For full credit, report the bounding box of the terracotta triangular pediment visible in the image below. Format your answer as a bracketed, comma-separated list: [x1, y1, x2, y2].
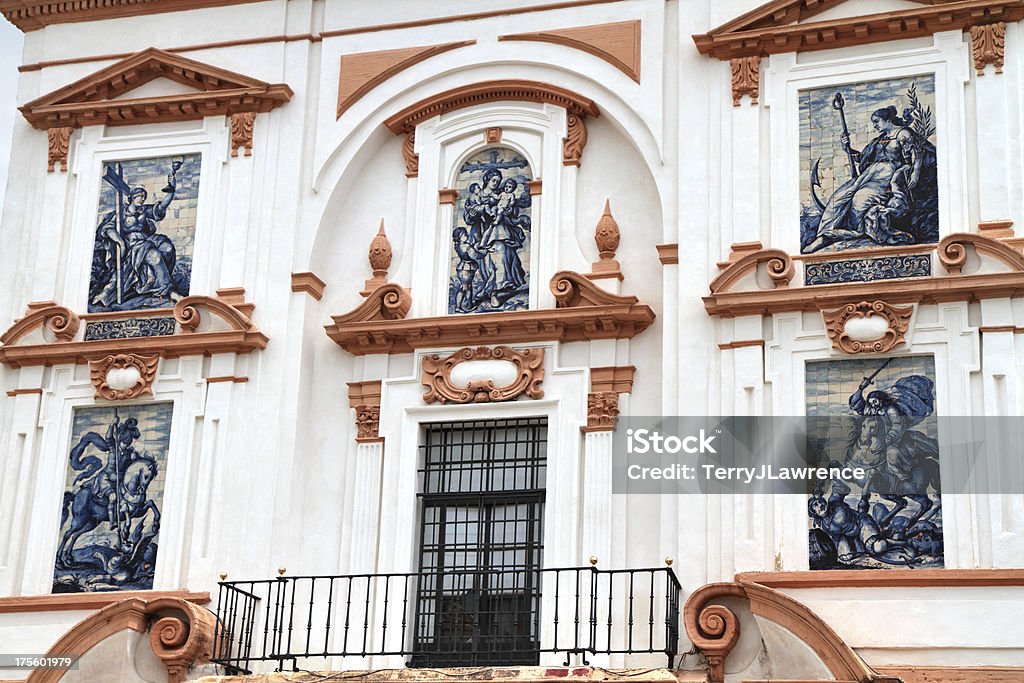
[693, 0, 1024, 60]
[20, 47, 292, 129]
[499, 21, 642, 82]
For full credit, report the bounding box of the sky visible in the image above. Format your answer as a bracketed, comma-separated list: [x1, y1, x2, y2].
[0, 20, 24, 216]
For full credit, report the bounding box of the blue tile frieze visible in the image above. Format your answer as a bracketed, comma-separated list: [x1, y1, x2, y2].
[804, 254, 931, 285]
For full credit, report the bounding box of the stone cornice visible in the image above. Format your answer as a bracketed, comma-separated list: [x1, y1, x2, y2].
[0, 291, 267, 368]
[693, 0, 1024, 61]
[325, 271, 656, 356]
[0, 0, 263, 31]
[704, 233, 1024, 317]
[19, 47, 292, 130]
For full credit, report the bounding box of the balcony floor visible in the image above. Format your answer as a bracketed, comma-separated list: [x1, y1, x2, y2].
[193, 666, 708, 683]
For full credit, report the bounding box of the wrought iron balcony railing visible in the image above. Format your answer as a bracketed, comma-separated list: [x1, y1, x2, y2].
[211, 565, 681, 674]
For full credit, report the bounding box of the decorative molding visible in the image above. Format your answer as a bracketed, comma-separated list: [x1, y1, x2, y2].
[230, 111, 256, 158]
[527, 179, 543, 195]
[402, 131, 419, 178]
[5, 388, 42, 397]
[0, 590, 209, 614]
[822, 300, 913, 354]
[709, 248, 794, 294]
[795, 242, 935, 263]
[878, 666, 1024, 682]
[486, 126, 503, 143]
[692, 0, 1024, 61]
[383, 80, 599, 134]
[583, 392, 620, 433]
[563, 113, 589, 166]
[684, 580, 885, 683]
[939, 231, 1024, 275]
[325, 271, 655, 356]
[422, 346, 545, 404]
[718, 339, 765, 350]
[970, 21, 1007, 75]
[0, 0, 264, 31]
[717, 240, 764, 270]
[499, 20, 641, 83]
[19, 47, 292, 130]
[656, 243, 679, 265]
[590, 366, 635, 394]
[46, 125, 72, 172]
[30, 596, 216, 683]
[206, 375, 248, 383]
[439, 188, 459, 205]
[348, 380, 383, 443]
[587, 199, 623, 281]
[362, 220, 394, 296]
[90, 353, 159, 400]
[979, 219, 1015, 238]
[337, 41, 475, 118]
[291, 272, 327, 301]
[0, 292, 267, 368]
[730, 55, 760, 106]
[734, 568, 1024, 588]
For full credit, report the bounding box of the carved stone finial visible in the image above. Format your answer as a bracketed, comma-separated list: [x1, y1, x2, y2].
[361, 219, 393, 296]
[230, 111, 256, 157]
[730, 55, 760, 106]
[563, 113, 589, 166]
[402, 130, 419, 177]
[47, 126, 73, 172]
[970, 22, 1006, 76]
[588, 199, 623, 281]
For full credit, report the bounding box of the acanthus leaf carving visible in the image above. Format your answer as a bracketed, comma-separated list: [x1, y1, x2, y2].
[563, 113, 589, 166]
[354, 405, 382, 442]
[970, 22, 1006, 76]
[584, 391, 620, 432]
[230, 111, 256, 158]
[821, 300, 913, 354]
[730, 55, 760, 106]
[421, 346, 545, 404]
[90, 353, 160, 400]
[402, 130, 419, 178]
[47, 126, 73, 172]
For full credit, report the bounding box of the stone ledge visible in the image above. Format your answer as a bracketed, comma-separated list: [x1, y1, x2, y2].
[194, 668, 705, 683]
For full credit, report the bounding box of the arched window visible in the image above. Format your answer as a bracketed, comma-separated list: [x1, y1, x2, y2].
[448, 147, 534, 315]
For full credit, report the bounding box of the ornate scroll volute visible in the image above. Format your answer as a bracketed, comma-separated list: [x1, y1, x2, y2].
[145, 598, 217, 683]
[402, 130, 419, 177]
[551, 271, 639, 308]
[422, 346, 545, 404]
[970, 22, 1006, 76]
[563, 113, 588, 166]
[45, 306, 80, 342]
[730, 55, 760, 106]
[90, 353, 160, 400]
[822, 301, 913, 354]
[708, 248, 793, 294]
[230, 111, 256, 157]
[362, 219, 394, 296]
[683, 583, 746, 683]
[47, 126, 73, 172]
[0, 303, 81, 347]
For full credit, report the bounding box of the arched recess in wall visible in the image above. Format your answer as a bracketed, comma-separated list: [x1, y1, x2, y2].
[299, 52, 669, 273]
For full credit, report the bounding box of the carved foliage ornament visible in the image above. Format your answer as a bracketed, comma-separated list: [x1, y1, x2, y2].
[585, 392, 620, 432]
[730, 55, 760, 106]
[230, 111, 256, 157]
[90, 353, 160, 400]
[563, 113, 589, 167]
[402, 131, 419, 178]
[47, 126, 72, 172]
[970, 22, 1006, 76]
[355, 405, 382, 442]
[822, 300, 913, 354]
[422, 346, 544, 404]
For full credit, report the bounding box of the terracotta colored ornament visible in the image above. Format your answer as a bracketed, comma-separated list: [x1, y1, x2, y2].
[584, 391, 620, 432]
[361, 220, 394, 296]
[422, 346, 544, 404]
[230, 111, 256, 157]
[90, 353, 159, 400]
[730, 55, 760, 106]
[970, 22, 1006, 75]
[822, 301, 913, 354]
[47, 126, 73, 172]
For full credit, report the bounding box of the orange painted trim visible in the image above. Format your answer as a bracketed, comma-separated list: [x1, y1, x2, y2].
[291, 272, 327, 301]
[383, 80, 599, 134]
[337, 41, 476, 118]
[19, 33, 319, 73]
[718, 339, 764, 350]
[348, 380, 382, 409]
[206, 376, 248, 384]
[499, 20, 641, 83]
[693, 0, 1024, 61]
[736, 568, 1024, 588]
[0, 589, 209, 614]
[0, 0, 264, 31]
[877, 666, 1024, 683]
[318, 0, 631, 39]
[979, 325, 1022, 333]
[6, 388, 42, 397]
[527, 179, 543, 196]
[656, 243, 679, 265]
[978, 219, 1015, 238]
[590, 366, 635, 393]
[439, 188, 459, 205]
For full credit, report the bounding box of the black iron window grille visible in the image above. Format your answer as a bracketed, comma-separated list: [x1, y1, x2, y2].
[412, 418, 547, 667]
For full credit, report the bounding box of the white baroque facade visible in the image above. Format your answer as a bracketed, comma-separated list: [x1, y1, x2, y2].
[0, 1, 1022, 682]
